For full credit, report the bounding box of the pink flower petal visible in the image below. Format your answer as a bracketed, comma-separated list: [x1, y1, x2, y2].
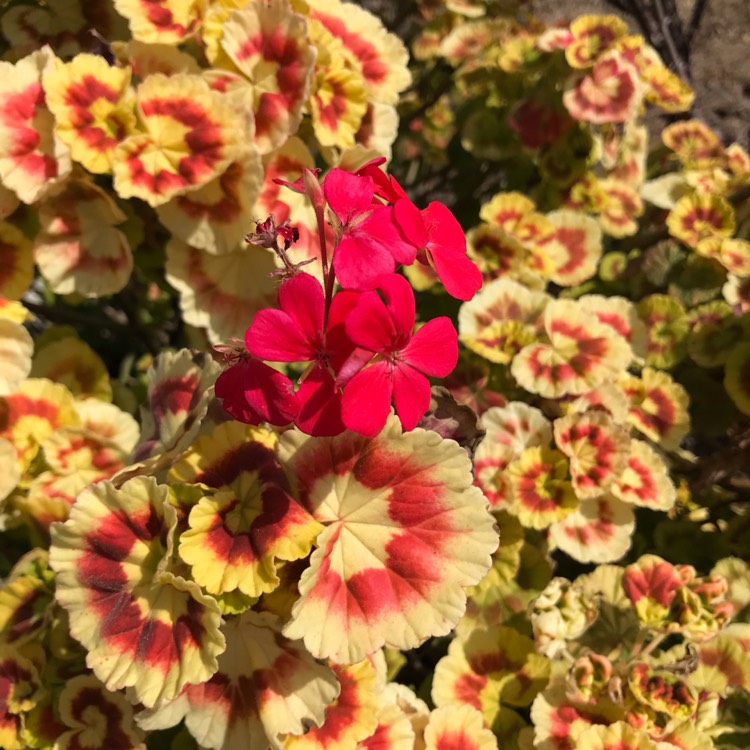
[392, 363, 431, 431]
[401, 317, 458, 377]
[324, 168, 374, 222]
[278, 272, 325, 345]
[361, 206, 417, 265]
[423, 201, 482, 300]
[428, 247, 483, 301]
[333, 234, 395, 291]
[341, 361, 393, 437]
[246, 308, 315, 362]
[379, 273, 416, 338]
[295, 366, 345, 437]
[346, 289, 399, 353]
[215, 359, 299, 427]
[394, 198, 429, 247]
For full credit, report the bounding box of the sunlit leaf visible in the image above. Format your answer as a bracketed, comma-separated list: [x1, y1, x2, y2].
[57, 674, 146, 750]
[165, 238, 277, 344]
[506, 446, 577, 530]
[138, 610, 340, 750]
[307, 0, 411, 106]
[553, 410, 630, 498]
[113, 74, 243, 206]
[474, 403, 552, 509]
[43, 53, 136, 174]
[283, 658, 379, 749]
[512, 299, 632, 398]
[132, 349, 221, 463]
[220, 0, 316, 154]
[33, 179, 132, 298]
[113, 0, 205, 44]
[565, 15, 629, 69]
[50, 476, 225, 708]
[619, 368, 689, 450]
[0, 318, 32, 397]
[279, 416, 498, 663]
[0, 47, 71, 204]
[423, 704, 498, 750]
[549, 495, 634, 563]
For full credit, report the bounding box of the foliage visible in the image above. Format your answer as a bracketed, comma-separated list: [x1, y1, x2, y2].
[1, 0, 750, 749]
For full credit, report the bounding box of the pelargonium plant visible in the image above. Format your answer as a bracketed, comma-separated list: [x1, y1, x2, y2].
[2, 1, 750, 749]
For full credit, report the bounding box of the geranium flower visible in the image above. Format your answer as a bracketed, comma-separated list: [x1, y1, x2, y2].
[393, 198, 482, 300]
[215, 356, 300, 428]
[245, 272, 370, 435]
[325, 168, 416, 290]
[341, 274, 458, 437]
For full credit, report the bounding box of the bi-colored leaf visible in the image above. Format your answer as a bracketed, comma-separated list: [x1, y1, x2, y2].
[113, 74, 243, 206]
[157, 147, 263, 255]
[611, 439, 676, 511]
[33, 179, 132, 298]
[458, 277, 548, 364]
[0, 318, 32, 397]
[137, 611, 340, 750]
[113, 0, 205, 44]
[309, 20, 368, 150]
[563, 52, 642, 124]
[549, 495, 634, 563]
[179, 467, 321, 598]
[512, 299, 632, 398]
[576, 722, 658, 750]
[474, 403, 551, 509]
[307, 0, 411, 106]
[43, 53, 136, 174]
[662, 120, 724, 166]
[0, 222, 33, 300]
[31, 337, 113, 402]
[283, 658, 379, 749]
[132, 349, 221, 463]
[220, 0, 316, 154]
[506, 446, 578, 530]
[0, 47, 71, 204]
[666, 192, 735, 248]
[279, 416, 498, 664]
[432, 625, 550, 728]
[423, 704, 498, 750]
[553, 410, 630, 499]
[565, 15, 629, 69]
[538, 210, 602, 286]
[0, 378, 79, 470]
[57, 674, 145, 750]
[636, 294, 689, 369]
[49, 476, 225, 708]
[619, 368, 689, 450]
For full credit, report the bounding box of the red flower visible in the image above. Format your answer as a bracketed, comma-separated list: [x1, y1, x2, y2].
[392, 198, 481, 300]
[341, 274, 459, 436]
[325, 168, 416, 291]
[215, 357, 299, 427]
[245, 272, 369, 435]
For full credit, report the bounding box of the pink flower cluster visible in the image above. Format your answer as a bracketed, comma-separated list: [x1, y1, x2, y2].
[215, 161, 481, 437]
